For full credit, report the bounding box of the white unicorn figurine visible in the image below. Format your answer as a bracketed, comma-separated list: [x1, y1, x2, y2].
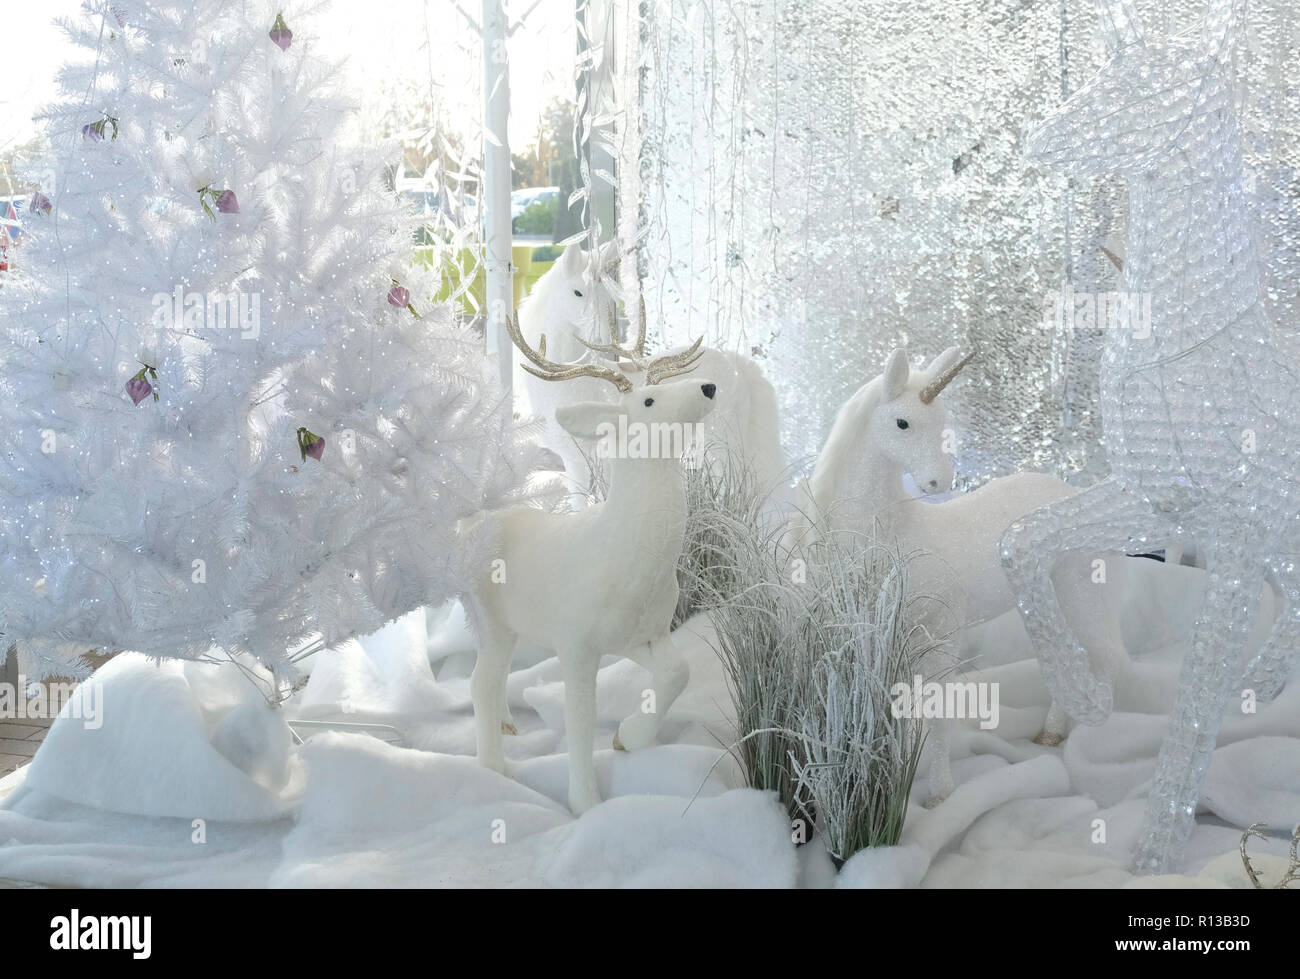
[513, 242, 623, 462]
[801, 347, 1128, 804]
[516, 244, 785, 495]
[1003, 0, 1300, 873]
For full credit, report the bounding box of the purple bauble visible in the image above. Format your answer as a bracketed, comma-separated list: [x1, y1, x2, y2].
[29, 193, 52, 215]
[387, 285, 410, 308]
[269, 13, 293, 51]
[125, 377, 152, 405]
[82, 124, 102, 142]
[215, 190, 239, 214]
[304, 436, 325, 460]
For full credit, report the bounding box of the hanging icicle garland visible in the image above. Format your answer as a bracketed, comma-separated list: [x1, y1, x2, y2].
[627, 0, 1300, 482]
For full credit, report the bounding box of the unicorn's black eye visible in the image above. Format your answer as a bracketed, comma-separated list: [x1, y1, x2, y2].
[573, 289, 583, 298]
[896, 418, 909, 430]
[644, 397, 655, 407]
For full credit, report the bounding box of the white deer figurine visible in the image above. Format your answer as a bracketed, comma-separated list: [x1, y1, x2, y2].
[1003, 0, 1300, 873]
[800, 347, 1128, 803]
[466, 310, 717, 814]
[517, 244, 785, 495]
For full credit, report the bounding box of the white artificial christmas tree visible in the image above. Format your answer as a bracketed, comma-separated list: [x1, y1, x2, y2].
[0, 0, 541, 684]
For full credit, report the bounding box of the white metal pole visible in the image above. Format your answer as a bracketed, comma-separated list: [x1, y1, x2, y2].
[482, 0, 514, 390]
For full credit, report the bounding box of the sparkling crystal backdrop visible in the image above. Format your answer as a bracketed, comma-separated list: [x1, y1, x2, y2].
[623, 0, 1299, 481]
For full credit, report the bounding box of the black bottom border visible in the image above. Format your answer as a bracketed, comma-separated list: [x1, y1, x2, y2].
[0, 886, 1287, 965]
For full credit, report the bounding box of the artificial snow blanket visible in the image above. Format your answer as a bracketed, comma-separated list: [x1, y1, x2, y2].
[1, 559, 1297, 887]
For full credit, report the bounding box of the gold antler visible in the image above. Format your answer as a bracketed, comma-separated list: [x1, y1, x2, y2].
[918, 349, 976, 404]
[577, 294, 705, 386]
[506, 311, 633, 393]
[645, 337, 705, 384]
[1240, 822, 1300, 889]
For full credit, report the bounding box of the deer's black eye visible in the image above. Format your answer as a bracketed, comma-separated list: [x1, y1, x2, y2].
[573, 289, 583, 298]
[896, 418, 909, 430]
[644, 397, 655, 407]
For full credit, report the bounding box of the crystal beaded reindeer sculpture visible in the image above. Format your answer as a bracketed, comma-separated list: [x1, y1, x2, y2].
[465, 309, 716, 814]
[1002, 0, 1300, 873]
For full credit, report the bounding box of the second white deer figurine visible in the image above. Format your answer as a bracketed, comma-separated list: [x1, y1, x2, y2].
[516, 244, 785, 496]
[466, 311, 717, 814]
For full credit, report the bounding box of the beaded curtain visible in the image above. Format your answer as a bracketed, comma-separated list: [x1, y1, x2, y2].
[622, 0, 1299, 481]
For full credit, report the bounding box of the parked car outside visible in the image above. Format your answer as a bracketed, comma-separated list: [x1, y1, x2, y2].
[510, 186, 557, 219]
[511, 186, 558, 239]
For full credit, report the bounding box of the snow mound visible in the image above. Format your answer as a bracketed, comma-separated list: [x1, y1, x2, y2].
[836, 843, 930, 888]
[1202, 737, 1300, 828]
[298, 609, 454, 721]
[511, 743, 742, 808]
[294, 731, 567, 841]
[540, 789, 796, 888]
[19, 653, 299, 821]
[269, 732, 785, 888]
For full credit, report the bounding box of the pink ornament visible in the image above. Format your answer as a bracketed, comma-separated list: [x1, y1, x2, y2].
[269, 13, 293, 51]
[305, 436, 325, 460]
[215, 190, 239, 214]
[125, 377, 152, 405]
[387, 285, 410, 308]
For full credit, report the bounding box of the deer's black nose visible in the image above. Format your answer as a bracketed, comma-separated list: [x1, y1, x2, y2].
[701, 383, 716, 400]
